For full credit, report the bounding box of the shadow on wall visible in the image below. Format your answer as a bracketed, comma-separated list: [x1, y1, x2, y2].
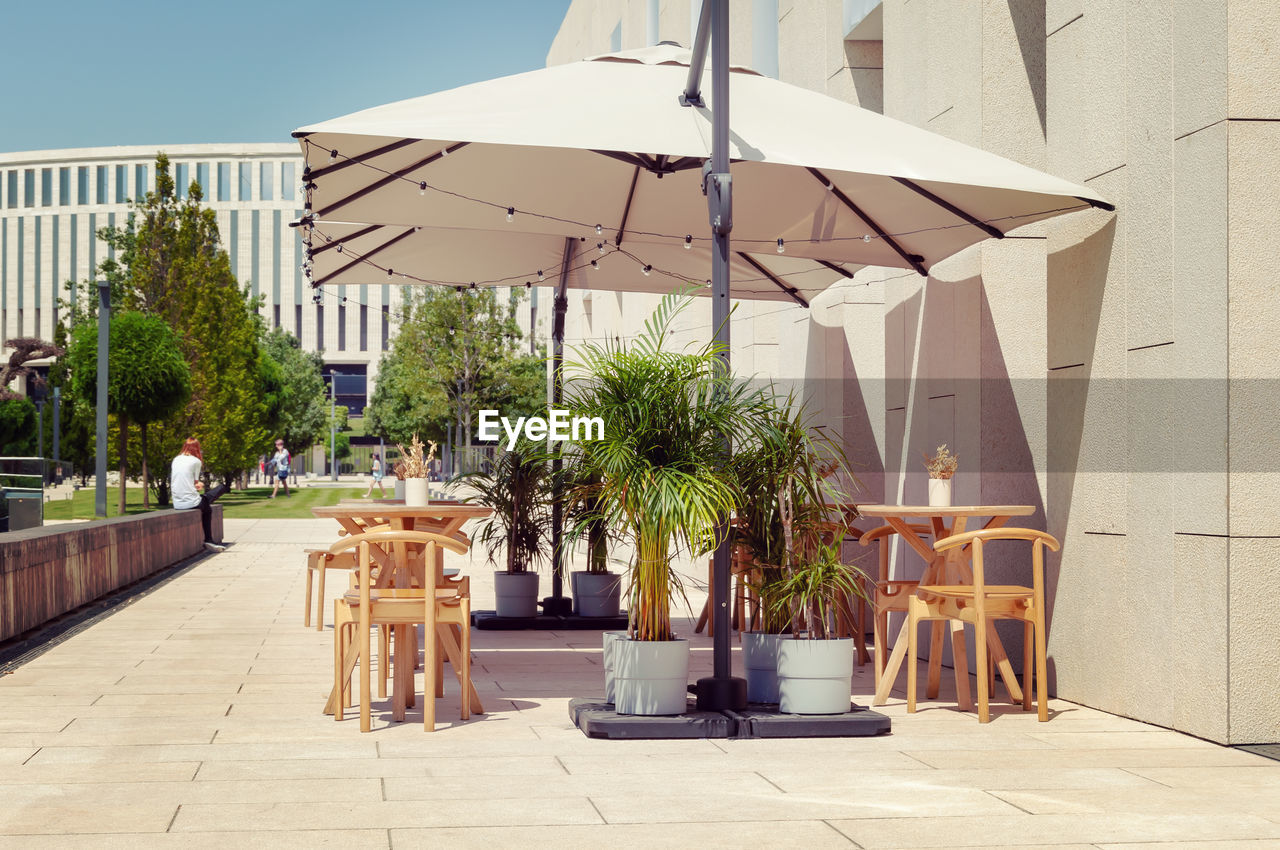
[1007, 0, 1047, 137]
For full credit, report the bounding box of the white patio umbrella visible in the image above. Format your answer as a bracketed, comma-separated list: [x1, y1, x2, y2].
[293, 28, 1110, 711]
[292, 42, 1111, 305]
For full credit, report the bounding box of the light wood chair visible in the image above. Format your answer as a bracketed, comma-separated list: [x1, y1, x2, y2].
[859, 524, 932, 690]
[329, 529, 472, 732]
[907, 527, 1059, 723]
[694, 544, 756, 639]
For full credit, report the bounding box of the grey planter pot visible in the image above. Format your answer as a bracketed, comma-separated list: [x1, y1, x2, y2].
[572, 571, 622, 618]
[493, 571, 539, 618]
[601, 629, 629, 704]
[742, 632, 786, 704]
[777, 637, 854, 715]
[612, 638, 689, 716]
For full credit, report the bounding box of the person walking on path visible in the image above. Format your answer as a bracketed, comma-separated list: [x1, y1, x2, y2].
[270, 439, 291, 498]
[362, 452, 386, 498]
[171, 438, 227, 552]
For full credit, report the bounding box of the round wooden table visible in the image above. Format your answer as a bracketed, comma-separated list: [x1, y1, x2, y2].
[857, 504, 1035, 710]
[312, 503, 492, 718]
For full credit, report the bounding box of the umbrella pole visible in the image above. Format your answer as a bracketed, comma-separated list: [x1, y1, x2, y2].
[695, 0, 747, 712]
[544, 237, 574, 617]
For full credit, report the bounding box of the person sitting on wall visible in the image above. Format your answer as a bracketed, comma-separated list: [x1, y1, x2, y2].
[171, 438, 227, 552]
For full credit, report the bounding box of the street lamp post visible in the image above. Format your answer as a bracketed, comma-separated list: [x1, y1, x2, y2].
[52, 387, 60, 485]
[329, 374, 337, 482]
[95, 281, 109, 518]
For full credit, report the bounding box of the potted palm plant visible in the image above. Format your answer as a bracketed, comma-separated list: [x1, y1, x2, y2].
[732, 396, 853, 704]
[564, 290, 772, 715]
[770, 536, 868, 715]
[461, 439, 552, 618]
[565, 467, 623, 617]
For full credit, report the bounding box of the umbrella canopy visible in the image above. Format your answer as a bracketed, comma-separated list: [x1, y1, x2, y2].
[293, 43, 1111, 305]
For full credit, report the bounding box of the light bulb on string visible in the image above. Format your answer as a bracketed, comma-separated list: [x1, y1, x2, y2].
[595, 224, 603, 235]
[336, 244, 343, 254]
[642, 264, 651, 276]
[684, 235, 692, 250]
[387, 268, 393, 279]
[419, 182, 426, 196]
[506, 207, 515, 222]
[863, 234, 872, 242]
[440, 146, 449, 156]
[597, 242, 605, 255]
[329, 149, 338, 163]
[777, 238, 785, 254]
[537, 270, 544, 281]
[590, 259, 599, 270]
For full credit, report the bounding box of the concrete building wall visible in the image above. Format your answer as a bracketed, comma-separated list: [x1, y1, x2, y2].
[551, 0, 1278, 743]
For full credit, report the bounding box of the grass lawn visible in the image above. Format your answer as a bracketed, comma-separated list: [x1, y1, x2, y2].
[44, 484, 368, 521]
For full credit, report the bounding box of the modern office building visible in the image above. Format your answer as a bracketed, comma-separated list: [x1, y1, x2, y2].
[551, 0, 1280, 744]
[0, 143, 404, 412]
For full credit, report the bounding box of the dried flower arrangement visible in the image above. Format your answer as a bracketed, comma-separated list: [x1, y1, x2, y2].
[393, 434, 437, 479]
[923, 444, 958, 480]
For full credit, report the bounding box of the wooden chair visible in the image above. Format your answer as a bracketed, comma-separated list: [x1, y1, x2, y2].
[694, 544, 756, 639]
[859, 523, 932, 690]
[907, 527, 1058, 723]
[329, 529, 473, 732]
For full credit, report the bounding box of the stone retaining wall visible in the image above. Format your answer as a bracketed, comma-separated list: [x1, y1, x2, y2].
[0, 506, 223, 644]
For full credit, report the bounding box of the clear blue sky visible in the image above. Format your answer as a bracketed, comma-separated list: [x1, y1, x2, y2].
[0, 0, 573, 152]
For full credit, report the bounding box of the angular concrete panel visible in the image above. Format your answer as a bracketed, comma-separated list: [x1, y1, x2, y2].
[1228, 537, 1280, 744]
[1227, 0, 1280, 119]
[1171, 534, 1230, 744]
[1173, 0, 1227, 137]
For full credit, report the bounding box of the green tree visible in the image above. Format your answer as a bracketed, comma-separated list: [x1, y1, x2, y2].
[364, 287, 546, 449]
[0, 397, 36, 455]
[261, 327, 328, 452]
[66, 153, 276, 490]
[45, 322, 95, 483]
[68, 311, 191, 512]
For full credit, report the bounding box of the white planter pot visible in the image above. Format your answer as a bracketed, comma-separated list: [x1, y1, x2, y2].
[493, 571, 539, 618]
[613, 638, 689, 716]
[928, 477, 952, 507]
[742, 632, 786, 704]
[572, 571, 622, 618]
[393, 478, 405, 500]
[403, 477, 428, 507]
[777, 637, 854, 715]
[601, 629, 629, 704]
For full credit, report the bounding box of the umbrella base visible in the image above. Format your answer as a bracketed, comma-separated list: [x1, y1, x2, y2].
[694, 674, 747, 711]
[569, 697, 891, 740]
[471, 610, 629, 630]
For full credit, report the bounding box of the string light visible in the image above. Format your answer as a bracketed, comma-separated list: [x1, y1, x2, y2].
[642, 264, 651, 276]
[590, 259, 599, 270]
[595, 223, 603, 235]
[863, 234, 872, 242]
[597, 242, 606, 255]
[506, 207, 515, 222]
[537, 270, 544, 281]
[777, 238, 785, 254]
[419, 181, 427, 195]
[336, 244, 343, 254]
[329, 149, 338, 163]
[387, 268, 394, 279]
[684, 235, 692, 250]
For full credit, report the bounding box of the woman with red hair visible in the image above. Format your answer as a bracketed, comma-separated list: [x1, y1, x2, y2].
[171, 438, 227, 552]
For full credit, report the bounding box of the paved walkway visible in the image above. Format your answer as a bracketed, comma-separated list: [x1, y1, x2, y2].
[1, 518, 1278, 848]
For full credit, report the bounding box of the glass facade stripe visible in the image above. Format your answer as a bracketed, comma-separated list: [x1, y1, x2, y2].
[272, 211, 281, 307]
[77, 167, 88, 204]
[115, 165, 126, 203]
[250, 210, 260, 300]
[107, 213, 115, 260]
[59, 168, 70, 205]
[229, 211, 238, 278]
[88, 213, 96, 287]
[70, 214, 77, 307]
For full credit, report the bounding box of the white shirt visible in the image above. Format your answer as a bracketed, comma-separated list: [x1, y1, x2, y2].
[171, 454, 202, 509]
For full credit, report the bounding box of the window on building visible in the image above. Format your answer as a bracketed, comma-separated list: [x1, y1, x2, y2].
[316, 303, 324, 351]
[77, 167, 88, 204]
[6, 171, 16, 208]
[175, 163, 189, 199]
[135, 164, 148, 197]
[217, 162, 231, 201]
[381, 304, 390, 350]
[260, 162, 274, 201]
[59, 168, 70, 205]
[359, 304, 368, 351]
[96, 166, 108, 203]
[41, 169, 52, 207]
[337, 302, 346, 350]
[115, 164, 127, 202]
[239, 162, 252, 201]
[281, 162, 295, 200]
[24, 169, 35, 207]
[196, 162, 209, 197]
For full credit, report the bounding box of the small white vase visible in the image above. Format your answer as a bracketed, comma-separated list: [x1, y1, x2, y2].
[928, 477, 952, 507]
[403, 477, 429, 507]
